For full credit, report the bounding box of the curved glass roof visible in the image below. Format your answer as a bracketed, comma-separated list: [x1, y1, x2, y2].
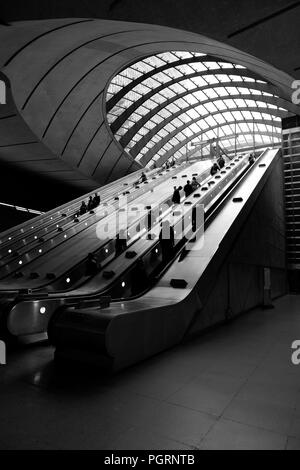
[106, 51, 291, 167]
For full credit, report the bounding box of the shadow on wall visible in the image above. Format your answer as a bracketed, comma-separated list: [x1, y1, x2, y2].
[0, 205, 34, 232]
[0, 161, 85, 212]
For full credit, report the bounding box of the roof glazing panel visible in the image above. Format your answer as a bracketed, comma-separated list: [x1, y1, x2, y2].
[106, 51, 291, 165]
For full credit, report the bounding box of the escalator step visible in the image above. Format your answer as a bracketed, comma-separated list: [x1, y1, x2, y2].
[14, 271, 23, 278]
[29, 272, 40, 279]
[46, 273, 56, 280]
[147, 233, 156, 240]
[125, 251, 137, 259]
[233, 197, 243, 202]
[170, 278, 188, 288]
[103, 270, 115, 279]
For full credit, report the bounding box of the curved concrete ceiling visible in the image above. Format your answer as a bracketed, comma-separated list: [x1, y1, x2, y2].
[0, 18, 299, 188]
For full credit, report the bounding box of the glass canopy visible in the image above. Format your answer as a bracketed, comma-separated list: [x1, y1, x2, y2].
[106, 51, 290, 167]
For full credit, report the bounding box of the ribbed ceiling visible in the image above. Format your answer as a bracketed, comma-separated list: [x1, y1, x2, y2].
[106, 51, 293, 166]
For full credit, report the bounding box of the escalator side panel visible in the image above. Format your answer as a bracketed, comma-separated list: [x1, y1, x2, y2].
[50, 149, 281, 370]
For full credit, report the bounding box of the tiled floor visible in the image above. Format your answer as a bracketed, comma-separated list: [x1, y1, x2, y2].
[0, 294, 300, 450]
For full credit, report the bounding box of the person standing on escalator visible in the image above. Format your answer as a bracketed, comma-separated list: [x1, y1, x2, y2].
[159, 220, 175, 264]
[217, 155, 225, 169]
[184, 180, 193, 198]
[79, 201, 87, 216]
[92, 193, 101, 208]
[140, 172, 147, 183]
[248, 153, 256, 165]
[172, 186, 182, 205]
[191, 177, 200, 192]
[87, 196, 93, 211]
[210, 162, 219, 176]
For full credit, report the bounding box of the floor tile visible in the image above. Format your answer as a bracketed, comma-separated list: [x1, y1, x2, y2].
[145, 401, 216, 447]
[199, 418, 286, 450]
[168, 372, 245, 416]
[106, 426, 193, 450]
[223, 397, 294, 435]
[1, 295, 300, 449]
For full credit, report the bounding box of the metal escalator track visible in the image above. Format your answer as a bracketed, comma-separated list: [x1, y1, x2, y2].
[0, 160, 211, 338]
[46, 148, 281, 371]
[0, 162, 191, 289]
[4, 150, 266, 341]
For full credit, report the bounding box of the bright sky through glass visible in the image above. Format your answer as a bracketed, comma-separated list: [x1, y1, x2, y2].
[106, 51, 289, 166]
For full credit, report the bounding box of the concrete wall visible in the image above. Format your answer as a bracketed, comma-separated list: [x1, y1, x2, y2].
[0, 205, 35, 232]
[1, 1, 300, 81]
[189, 154, 287, 335]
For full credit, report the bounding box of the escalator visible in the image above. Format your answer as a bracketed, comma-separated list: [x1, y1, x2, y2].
[0, 160, 212, 338]
[0, 167, 150, 253]
[2, 149, 273, 346]
[45, 148, 281, 371]
[0, 162, 199, 290]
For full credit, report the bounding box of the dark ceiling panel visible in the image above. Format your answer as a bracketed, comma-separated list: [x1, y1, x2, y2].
[1, 0, 298, 76]
[228, 1, 300, 38]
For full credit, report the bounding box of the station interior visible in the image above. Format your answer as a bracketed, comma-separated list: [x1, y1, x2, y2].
[0, 0, 300, 451]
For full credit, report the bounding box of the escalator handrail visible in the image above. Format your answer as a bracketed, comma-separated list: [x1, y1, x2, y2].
[107, 151, 265, 303]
